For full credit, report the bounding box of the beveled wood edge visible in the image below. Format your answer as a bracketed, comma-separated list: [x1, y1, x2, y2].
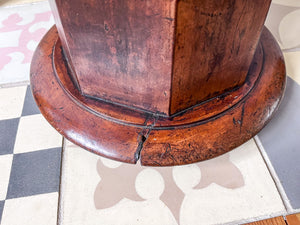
[140, 28, 286, 166]
[30, 27, 144, 164]
[30, 26, 286, 166]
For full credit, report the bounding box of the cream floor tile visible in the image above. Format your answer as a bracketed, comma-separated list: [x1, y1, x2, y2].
[283, 51, 300, 85]
[279, 10, 300, 49]
[273, 0, 300, 7]
[60, 144, 178, 225]
[1, 192, 58, 225]
[60, 139, 285, 225]
[0, 86, 26, 120]
[180, 139, 285, 225]
[14, 114, 62, 153]
[0, 154, 13, 200]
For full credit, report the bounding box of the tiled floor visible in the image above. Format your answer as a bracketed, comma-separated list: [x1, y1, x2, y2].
[0, 85, 62, 225]
[60, 139, 286, 225]
[0, 1, 300, 225]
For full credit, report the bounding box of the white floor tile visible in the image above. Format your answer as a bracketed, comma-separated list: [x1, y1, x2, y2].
[1, 192, 58, 225]
[14, 114, 62, 153]
[0, 86, 26, 120]
[0, 154, 13, 200]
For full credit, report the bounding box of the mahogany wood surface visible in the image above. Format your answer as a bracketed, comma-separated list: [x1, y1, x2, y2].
[140, 28, 286, 166]
[244, 217, 286, 225]
[49, 0, 175, 115]
[48, 0, 272, 116]
[30, 26, 286, 166]
[170, 0, 271, 114]
[286, 213, 300, 225]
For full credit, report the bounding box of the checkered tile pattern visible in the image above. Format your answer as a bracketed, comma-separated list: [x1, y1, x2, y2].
[0, 0, 300, 224]
[0, 85, 62, 225]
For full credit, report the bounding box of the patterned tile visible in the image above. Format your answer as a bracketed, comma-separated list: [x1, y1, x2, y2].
[21, 85, 40, 116]
[6, 148, 61, 199]
[258, 77, 300, 211]
[1, 193, 58, 225]
[14, 114, 62, 154]
[60, 139, 285, 225]
[0, 86, 26, 120]
[273, 0, 300, 7]
[0, 118, 19, 155]
[265, 2, 300, 50]
[0, 154, 13, 200]
[0, 1, 53, 84]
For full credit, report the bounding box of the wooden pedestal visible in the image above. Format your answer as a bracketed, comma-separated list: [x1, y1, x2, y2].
[30, 0, 286, 166]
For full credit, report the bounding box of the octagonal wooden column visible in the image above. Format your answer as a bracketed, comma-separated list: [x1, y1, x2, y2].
[30, 0, 286, 166]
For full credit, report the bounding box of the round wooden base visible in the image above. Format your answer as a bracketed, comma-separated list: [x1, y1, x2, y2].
[30, 26, 286, 166]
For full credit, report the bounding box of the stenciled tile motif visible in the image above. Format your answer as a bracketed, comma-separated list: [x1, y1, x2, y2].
[60, 139, 285, 225]
[273, 0, 300, 8]
[94, 153, 244, 223]
[0, 1, 53, 84]
[265, 1, 300, 50]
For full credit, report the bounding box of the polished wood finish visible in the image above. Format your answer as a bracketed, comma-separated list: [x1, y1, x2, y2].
[286, 213, 300, 225]
[140, 28, 286, 166]
[48, 0, 271, 116]
[49, 0, 175, 115]
[30, 26, 286, 166]
[244, 216, 286, 225]
[170, 0, 271, 114]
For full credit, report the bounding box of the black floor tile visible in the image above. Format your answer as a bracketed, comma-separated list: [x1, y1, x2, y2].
[258, 77, 300, 209]
[21, 85, 40, 116]
[0, 118, 19, 155]
[6, 147, 62, 199]
[0, 201, 4, 223]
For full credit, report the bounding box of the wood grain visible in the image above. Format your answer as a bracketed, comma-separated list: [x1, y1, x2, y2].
[140, 28, 286, 166]
[244, 217, 286, 225]
[170, 0, 271, 114]
[286, 213, 300, 225]
[30, 27, 145, 164]
[30, 26, 286, 165]
[49, 0, 176, 115]
[30, 0, 286, 165]
[48, 0, 272, 116]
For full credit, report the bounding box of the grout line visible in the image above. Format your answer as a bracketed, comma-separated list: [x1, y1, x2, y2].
[282, 48, 300, 53]
[0, 81, 30, 89]
[56, 137, 66, 225]
[254, 136, 294, 214]
[220, 211, 287, 225]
